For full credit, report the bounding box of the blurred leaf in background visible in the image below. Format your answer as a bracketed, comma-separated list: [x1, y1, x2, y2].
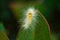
[0, 31, 8, 40]
[0, 22, 6, 33]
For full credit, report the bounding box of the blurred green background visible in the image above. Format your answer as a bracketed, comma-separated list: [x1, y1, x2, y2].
[0, 0, 60, 40]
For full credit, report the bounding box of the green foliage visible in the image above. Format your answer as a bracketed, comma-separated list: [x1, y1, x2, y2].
[16, 10, 50, 40]
[0, 22, 6, 33]
[0, 31, 8, 40]
[0, 9, 50, 40]
[0, 0, 51, 40]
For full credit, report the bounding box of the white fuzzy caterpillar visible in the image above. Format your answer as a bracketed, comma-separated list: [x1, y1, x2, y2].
[23, 8, 36, 29]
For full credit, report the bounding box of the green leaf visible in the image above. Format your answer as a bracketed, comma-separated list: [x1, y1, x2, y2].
[0, 22, 6, 33]
[16, 9, 51, 40]
[0, 31, 9, 40]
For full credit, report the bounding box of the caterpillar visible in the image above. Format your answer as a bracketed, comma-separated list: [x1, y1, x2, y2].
[22, 8, 36, 29]
[17, 7, 50, 40]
